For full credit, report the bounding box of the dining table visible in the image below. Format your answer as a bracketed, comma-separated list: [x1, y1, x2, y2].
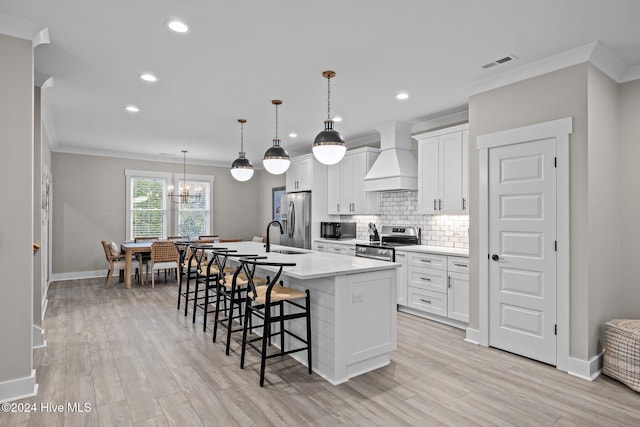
[120, 241, 152, 289]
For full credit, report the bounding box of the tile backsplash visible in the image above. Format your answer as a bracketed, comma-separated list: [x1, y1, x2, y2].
[341, 190, 469, 249]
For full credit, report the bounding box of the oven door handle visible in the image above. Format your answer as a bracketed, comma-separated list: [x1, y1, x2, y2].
[355, 253, 393, 262]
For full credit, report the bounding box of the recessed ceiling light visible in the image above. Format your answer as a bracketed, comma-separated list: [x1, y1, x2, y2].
[125, 105, 140, 113]
[333, 116, 343, 122]
[166, 20, 189, 33]
[289, 132, 298, 138]
[139, 73, 158, 82]
[396, 92, 409, 100]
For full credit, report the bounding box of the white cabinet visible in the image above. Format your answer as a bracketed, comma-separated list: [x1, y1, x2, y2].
[447, 256, 469, 323]
[416, 124, 468, 214]
[314, 240, 355, 256]
[314, 241, 327, 251]
[401, 250, 469, 327]
[327, 243, 350, 255]
[286, 155, 313, 192]
[327, 147, 379, 215]
[461, 129, 469, 213]
[395, 250, 408, 305]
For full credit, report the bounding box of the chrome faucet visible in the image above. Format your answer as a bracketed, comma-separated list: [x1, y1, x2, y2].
[265, 220, 283, 252]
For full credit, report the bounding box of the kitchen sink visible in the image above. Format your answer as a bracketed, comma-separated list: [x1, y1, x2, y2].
[270, 249, 307, 255]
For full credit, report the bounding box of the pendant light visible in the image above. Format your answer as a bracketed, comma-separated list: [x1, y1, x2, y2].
[263, 99, 291, 175]
[313, 70, 346, 165]
[230, 119, 254, 182]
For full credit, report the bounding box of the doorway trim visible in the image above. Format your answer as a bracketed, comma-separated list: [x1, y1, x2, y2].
[476, 117, 572, 372]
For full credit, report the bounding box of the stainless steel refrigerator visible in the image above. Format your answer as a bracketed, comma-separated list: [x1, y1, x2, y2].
[280, 191, 312, 249]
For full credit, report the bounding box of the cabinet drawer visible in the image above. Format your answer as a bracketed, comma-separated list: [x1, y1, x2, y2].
[448, 256, 469, 274]
[408, 287, 447, 316]
[315, 242, 327, 252]
[407, 252, 447, 270]
[408, 266, 447, 293]
[327, 243, 350, 255]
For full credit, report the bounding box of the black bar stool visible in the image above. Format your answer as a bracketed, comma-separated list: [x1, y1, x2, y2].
[239, 257, 312, 387]
[177, 243, 206, 315]
[192, 246, 236, 331]
[212, 253, 267, 354]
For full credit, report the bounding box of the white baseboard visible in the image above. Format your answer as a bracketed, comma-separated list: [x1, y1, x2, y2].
[51, 269, 106, 282]
[465, 327, 481, 345]
[33, 325, 46, 349]
[0, 370, 38, 403]
[567, 352, 603, 381]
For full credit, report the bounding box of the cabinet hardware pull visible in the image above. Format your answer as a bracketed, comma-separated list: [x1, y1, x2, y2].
[420, 277, 432, 281]
[396, 253, 405, 257]
[448, 275, 451, 288]
[337, 203, 340, 212]
[453, 263, 467, 268]
[420, 298, 432, 304]
[420, 259, 432, 263]
[438, 199, 442, 210]
[462, 197, 466, 211]
[433, 199, 437, 210]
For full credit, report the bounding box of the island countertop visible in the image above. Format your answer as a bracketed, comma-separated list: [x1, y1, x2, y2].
[206, 241, 399, 280]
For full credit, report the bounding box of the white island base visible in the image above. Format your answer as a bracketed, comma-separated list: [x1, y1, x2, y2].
[280, 269, 397, 385]
[213, 241, 398, 385]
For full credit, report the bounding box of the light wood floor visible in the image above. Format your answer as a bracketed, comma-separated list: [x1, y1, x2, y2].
[3, 277, 640, 426]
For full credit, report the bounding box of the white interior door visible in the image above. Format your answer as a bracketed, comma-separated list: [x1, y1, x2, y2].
[489, 138, 557, 365]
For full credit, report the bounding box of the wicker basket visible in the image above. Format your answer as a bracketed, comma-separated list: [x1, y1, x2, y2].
[603, 319, 640, 392]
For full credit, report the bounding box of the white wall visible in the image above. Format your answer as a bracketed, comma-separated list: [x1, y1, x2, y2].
[0, 34, 35, 400]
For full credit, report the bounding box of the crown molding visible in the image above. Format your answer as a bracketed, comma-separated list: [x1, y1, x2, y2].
[462, 41, 640, 97]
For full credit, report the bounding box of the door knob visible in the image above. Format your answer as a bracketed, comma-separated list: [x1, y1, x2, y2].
[491, 254, 500, 261]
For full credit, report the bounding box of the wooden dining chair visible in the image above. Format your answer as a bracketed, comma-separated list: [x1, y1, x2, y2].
[148, 241, 181, 288]
[101, 240, 142, 287]
[220, 237, 243, 243]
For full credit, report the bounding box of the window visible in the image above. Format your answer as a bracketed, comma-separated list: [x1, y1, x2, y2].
[175, 174, 214, 239]
[126, 170, 214, 240]
[125, 170, 171, 240]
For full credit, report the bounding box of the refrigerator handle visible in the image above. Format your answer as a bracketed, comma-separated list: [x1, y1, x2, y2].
[289, 201, 295, 238]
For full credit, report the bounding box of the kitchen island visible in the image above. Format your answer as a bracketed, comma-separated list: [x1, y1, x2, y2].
[212, 241, 399, 385]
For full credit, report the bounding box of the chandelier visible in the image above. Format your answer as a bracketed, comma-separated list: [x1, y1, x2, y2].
[167, 150, 202, 204]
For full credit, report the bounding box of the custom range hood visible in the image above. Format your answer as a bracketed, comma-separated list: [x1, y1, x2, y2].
[364, 121, 418, 191]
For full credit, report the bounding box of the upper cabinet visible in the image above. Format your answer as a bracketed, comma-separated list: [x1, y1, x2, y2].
[327, 147, 380, 215]
[286, 155, 313, 192]
[415, 124, 469, 215]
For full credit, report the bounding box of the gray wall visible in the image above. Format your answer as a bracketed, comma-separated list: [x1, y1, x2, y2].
[469, 64, 590, 359]
[586, 65, 621, 357]
[52, 153, 266, 275]
[469, 63, 640, 362]
[0, 34, 34, 387]
[617, 80, 640, 316]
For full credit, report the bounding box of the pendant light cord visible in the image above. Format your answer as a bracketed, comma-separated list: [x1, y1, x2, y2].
[240, 121, 244, 152]
[327, 75, 331, 120]
[275, 102, 279, 139]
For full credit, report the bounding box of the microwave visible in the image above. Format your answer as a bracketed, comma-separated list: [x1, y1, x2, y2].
[320, 222, 356, 240]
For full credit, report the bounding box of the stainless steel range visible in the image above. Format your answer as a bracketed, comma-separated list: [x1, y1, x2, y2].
[355, 225, 420, 262]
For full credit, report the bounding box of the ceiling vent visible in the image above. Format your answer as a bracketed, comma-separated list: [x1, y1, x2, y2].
[482, 54, 518, 69]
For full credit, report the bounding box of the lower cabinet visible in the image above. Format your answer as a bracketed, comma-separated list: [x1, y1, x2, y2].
[402, 251, 469, 327]
[314, 240, 355, 256]
[395, 250, 408, 305]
